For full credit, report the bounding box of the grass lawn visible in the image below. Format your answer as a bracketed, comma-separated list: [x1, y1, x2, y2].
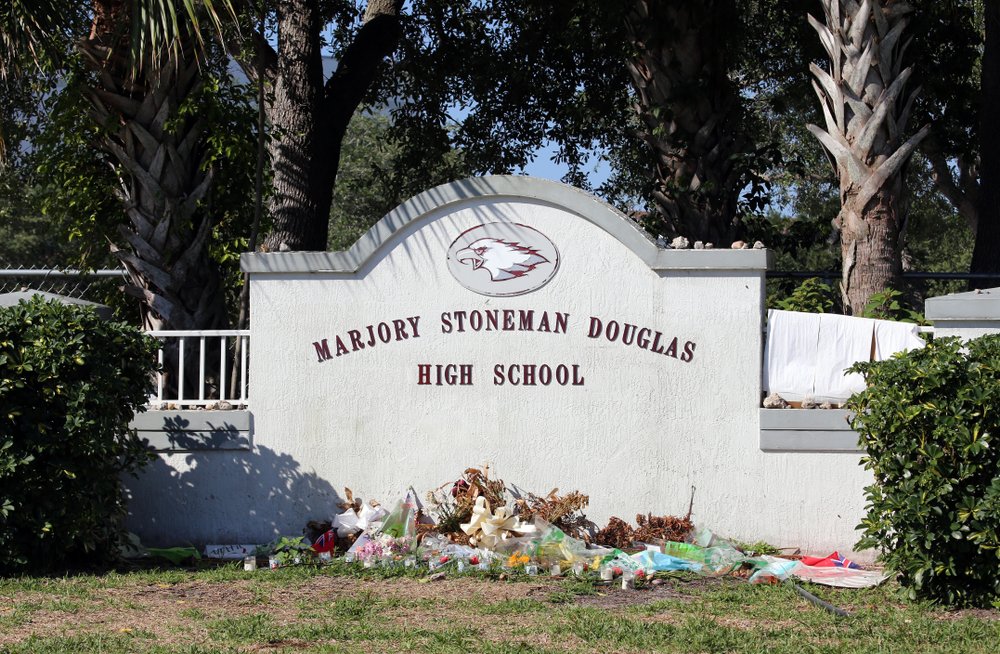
[1, 562, 998, 653]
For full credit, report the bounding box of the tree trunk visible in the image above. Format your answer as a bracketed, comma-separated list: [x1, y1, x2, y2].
[263, 0, 327, 252]
[839, 186, 904, 314]
[808, 1, 928, 315]
[624, 0, 744, 244]
[972, 1, 1000, 288]
[262, 0, 403, 252]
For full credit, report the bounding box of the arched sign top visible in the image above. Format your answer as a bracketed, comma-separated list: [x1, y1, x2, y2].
[241, 176, 769, 274]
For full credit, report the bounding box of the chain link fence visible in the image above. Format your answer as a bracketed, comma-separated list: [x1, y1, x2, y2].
[0, 266, 126, 299]
[0, 266, 136, 321]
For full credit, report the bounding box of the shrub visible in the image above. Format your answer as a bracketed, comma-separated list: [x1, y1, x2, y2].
[773, 278, 836, 314]
[861, 288, 926, 324]
[0, 297, 158, 573]
[848, 335, 1000, 606]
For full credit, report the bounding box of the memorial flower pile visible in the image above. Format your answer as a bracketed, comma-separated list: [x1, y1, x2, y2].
[235, 466, 888, 591]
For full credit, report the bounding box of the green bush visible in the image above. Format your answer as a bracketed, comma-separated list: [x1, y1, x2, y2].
[861, 288, 926, 324]
[773, 277, 836, 313]
[0, 297, 158, 573]
[848, 335, 1000, 606]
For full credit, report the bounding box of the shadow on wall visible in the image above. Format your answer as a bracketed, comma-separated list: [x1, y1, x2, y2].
[123, 443, 342, 547]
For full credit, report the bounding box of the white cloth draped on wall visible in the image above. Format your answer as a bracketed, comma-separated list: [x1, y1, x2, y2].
[764, 309, 925, 403]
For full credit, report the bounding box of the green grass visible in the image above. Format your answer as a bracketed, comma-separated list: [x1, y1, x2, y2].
[1, 565, 998, 653]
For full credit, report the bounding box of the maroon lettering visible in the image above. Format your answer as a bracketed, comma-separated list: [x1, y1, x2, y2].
[441, 312, 453, 333]
[537, 312, 550, 332]
[503, 309, 516, 330]
[555, 365, 568, 384]
[485, 310, 499, 331]
[664, 337, 678, 358]
[650, 331, 665, 354]
[554, 312, 568, 334]
[312, 339, 333, 362]
[377, 323, 392, 343]
[407, 316, 421, 338]
[587, 316, 602, 338]
[636, 328, 651, 349]
[605, 320, 620, 342]
[493, 364, 505, 385]
[453, 310, 467, 332]
[621, 323, 637, 346]
[348, 329, 365, 352]
[538, 365, 552, 385]
[522, 364, 536, 385]
[365, 325, 377, 346]
[519, 310, 534, 331]
[334, 336, 350, 356]
[418, 363, 474, 385]
[469, 310, 483, 331]
[681, 341, 697, 362]
[572, 364, 585, 385]
[508, 364, 521, 384]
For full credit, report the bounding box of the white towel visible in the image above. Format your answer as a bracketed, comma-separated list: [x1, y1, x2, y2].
[874, 319, 925, 360]
[814, 313, 873, 402]
[764, 309, 821, 402]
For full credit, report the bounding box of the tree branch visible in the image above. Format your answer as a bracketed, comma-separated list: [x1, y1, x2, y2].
[322, 1, 403, 126]
[223, 27, 277, 86]
[921, 136, 979, 232]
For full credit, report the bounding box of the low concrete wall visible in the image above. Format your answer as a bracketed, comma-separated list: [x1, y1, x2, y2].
[129, 410, 252, 451]
[759, 409, 860, 453]
[926, 287, 1000, 339]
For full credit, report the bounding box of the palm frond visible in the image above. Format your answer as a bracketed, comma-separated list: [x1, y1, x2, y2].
[129, 0, 238, 73]
[0, 0, 79, 78]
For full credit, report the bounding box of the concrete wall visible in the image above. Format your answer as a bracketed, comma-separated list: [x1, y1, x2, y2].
[926, 287, 1000, 339]
[125, 176, 873, 556]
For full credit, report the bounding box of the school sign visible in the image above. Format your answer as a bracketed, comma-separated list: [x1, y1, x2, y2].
[125, 176, 873, 555]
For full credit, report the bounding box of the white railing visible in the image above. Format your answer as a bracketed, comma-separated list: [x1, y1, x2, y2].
[146, 330, 250, 408]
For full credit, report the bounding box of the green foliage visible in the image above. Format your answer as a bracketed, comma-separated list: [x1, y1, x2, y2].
[772, 278, 836, 313]
[861, 288, 927, 324]
[328, 111, 468, 251]
[848, 334, 1000, 607]
[0, 297, 158, 573]
[260, 535, 315, 567]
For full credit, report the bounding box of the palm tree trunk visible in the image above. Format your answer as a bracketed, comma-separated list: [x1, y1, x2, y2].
[81, 6, 229, 398]
[79, 38, 228, 333]
[839, 185, 904, 313]
[808, 0, 929, 315]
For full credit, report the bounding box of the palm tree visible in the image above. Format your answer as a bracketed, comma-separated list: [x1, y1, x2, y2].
[3, 2, 233, 336]
[81, 10, 231, 334]
[3, 2, 234, 399]
[808, 0, 929, 314]
[624, 0, 747, 245]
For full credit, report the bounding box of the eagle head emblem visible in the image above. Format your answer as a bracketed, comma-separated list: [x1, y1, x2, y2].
[454, 238, 550, 282]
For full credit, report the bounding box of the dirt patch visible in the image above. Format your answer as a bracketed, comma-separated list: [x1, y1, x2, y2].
[573, 575, 737, 610]
[0, 574, 571, 646]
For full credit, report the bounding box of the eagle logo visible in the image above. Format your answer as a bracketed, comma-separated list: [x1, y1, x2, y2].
[447, 222, 560, 297]
[454, 238, 550, 282]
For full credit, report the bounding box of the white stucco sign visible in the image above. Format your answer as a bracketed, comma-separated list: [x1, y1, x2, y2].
[126, 176, 876, 557]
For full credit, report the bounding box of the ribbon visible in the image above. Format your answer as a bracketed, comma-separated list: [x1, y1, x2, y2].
[460, 497, 535, 549]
